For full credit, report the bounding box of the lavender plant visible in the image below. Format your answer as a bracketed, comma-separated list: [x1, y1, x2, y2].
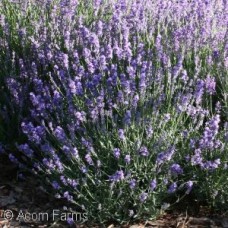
[0, 0, 228, 224]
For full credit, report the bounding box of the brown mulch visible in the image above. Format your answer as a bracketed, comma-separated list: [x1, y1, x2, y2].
[1, 155, 228, 228]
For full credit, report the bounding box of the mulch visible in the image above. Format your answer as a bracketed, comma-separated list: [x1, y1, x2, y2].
[1, 155, 228, 228]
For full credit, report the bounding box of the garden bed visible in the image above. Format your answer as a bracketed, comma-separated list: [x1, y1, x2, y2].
[0, 0, 227, 226]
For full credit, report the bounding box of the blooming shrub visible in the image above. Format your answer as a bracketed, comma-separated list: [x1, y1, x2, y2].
[0, 0, 228, 224]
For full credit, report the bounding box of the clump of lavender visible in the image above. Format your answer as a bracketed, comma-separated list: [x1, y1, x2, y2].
[0, 0, 228, 224]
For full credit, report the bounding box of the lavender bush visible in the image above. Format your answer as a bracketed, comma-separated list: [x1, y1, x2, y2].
[0, 0, 228, 224]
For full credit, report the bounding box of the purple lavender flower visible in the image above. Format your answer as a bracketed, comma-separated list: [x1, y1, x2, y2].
[63, 191, 73, 201]
[43, 158, 55, 172]
[168, 182, 177, 194]
[80, 166, 88, 174]
[194, 79, 205, 104]
[124, 154, 131, 164]
[186, 181, 193, 194]
[54, 126, 66, 142]
[85, 153, 93, 165]
[127, 66, 136, 79]
[62, 145, 70, 156]
[17, 144, 34, 158]
[71, 179, 79, 188]
[68, 79, 77, 94]
[55, 157, 64, 173]
[205, 76, 216, 94]
[76, 82, 83, 95]
[191, 149, 203, 166]
[203, 159, 221, 170]
[89, 33, 100, 52]
[150, 179, 157, 191]
[199, 115, 220, 149]
[132, 94, 139, 107]
[225, 131, 228, 143]
[52, 181, 60, 190]
[139, 192, 148, 202]
[110, 170, 125, 183]
[96, 19, 103, 35]
[139, 72, 147, 94]
[146, 125, 153, 139]
[21, 123, 45, 145]
[113, 148, 121, 159]
[9, 154, 19, 164]
[72, 147, 79, 159]
[118, 129, 125, 140]
[181, 130, 189, 138]
[170, 164, 183, 176]
[123, 110, 131, 125]
[164, 113, 171, 122]
[67, 217, 74, 226]
[190, 139, 196, 149]
[60, 175, 68, 186]
[138, 146, 149, 157]
[129, 179, 136, 189]
[156, 146, 175, 165]
[122, 79, 131, 95]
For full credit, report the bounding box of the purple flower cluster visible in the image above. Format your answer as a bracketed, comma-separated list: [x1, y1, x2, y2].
[168, 182, 177, 194]
[109, 170, 125, 183]
[170, 164, 183, 176]
[156, 146, 176, 165]
[113, 148, 121, 159]
[138, 146, 149, 157]
[199, 115, 221, 150]
[139, 192, 148, 202]
[150, 179, 157, 191]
